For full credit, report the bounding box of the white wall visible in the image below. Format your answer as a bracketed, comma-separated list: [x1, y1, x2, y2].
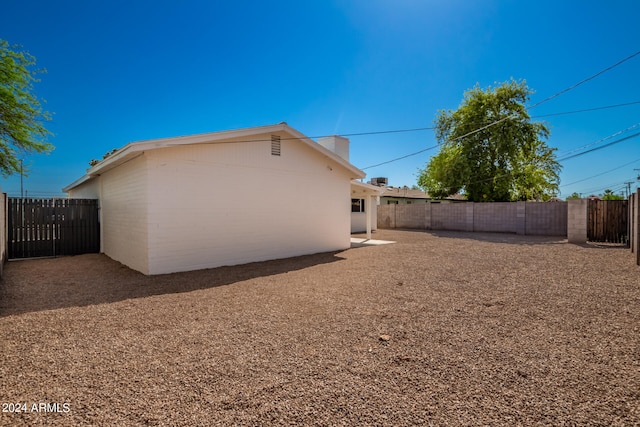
[93, 155, 150, 274]
[145, 131, 352, 274]
[351, 200, 377, 233]
[68, 179, 100, 199]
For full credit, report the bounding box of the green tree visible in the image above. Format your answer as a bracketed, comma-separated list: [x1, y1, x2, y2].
[602, 189, 624, 200]
[565, 192, 581, 200]
[418, 80, 561, 202]
[0, 39, 53, 176]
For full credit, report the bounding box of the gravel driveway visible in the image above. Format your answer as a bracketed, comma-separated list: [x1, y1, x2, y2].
[0, 229, 638, 426]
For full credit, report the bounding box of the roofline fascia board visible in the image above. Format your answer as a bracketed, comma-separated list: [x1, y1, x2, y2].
[64, 123, 365, 192]
[351, 181, 385, 195]
[62, 175, 92, 193]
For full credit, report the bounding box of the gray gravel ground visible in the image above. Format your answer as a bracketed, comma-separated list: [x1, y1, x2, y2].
[0, 229, 638, 426]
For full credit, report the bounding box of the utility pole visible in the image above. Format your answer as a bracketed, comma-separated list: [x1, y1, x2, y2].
[20, 159, 24, 199]
[625, 182, 633, 199]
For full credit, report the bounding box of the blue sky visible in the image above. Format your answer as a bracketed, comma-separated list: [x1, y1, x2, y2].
[3, 0, 640, 198]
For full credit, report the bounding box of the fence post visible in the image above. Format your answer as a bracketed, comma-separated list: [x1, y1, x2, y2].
[424, 203, 431, 230]
[516, 201, 526, 235]
[632, 193, 637, 256]
[637, 189, 640, 265]
[567, 199, 588, 244]
[466, 202, 474, 232]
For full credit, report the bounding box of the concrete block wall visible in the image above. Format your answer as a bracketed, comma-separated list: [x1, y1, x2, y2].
[431, 203, 473, 231]
[516, 202, 526, 235]
[395, 204, 428, 229]
[526, 201, 568, 236]
[378, 201, 569, 237]
[473, 202, 518, 233]
[567, 199, 588, 243]
[378, 205, 396, 229]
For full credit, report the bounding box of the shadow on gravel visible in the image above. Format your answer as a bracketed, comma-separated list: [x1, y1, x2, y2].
[0, 251, 345, 317]
[392, 228, 630, 250]
[390, 229, 568, 245]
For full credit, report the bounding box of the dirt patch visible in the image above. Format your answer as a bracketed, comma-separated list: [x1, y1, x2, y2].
[0, 230, 638, 425]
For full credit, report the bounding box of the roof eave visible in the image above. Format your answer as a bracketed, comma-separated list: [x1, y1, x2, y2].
[64, 122, 366, 191]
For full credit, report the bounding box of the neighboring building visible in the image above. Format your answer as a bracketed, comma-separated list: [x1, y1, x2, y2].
[378, 186, 465, 204]
[380, 186, 431, 204]
[64, 123, 365, 275]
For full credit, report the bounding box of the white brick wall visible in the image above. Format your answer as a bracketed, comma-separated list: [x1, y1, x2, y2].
[145, 133, 352, 274]
[98, 155, 150, 274]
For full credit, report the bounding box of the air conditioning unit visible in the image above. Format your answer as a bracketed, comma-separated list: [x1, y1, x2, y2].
[370, 177, 388, 186]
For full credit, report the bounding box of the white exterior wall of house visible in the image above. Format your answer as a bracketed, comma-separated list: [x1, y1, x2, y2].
[351, 200, 377, 233]
[351, 209, 378, 233]
[144, 132, 352, 274]
[69, 155, 150, 274]
[65, 124, 363, 275]
[350, 181, 384, 236]
[67, 178, 100, 199]
[100, 155, 150, 274]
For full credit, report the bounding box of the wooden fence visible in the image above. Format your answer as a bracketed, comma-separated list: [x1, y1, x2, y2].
[587, 199, 628, 244]
[7, 198, 99, 259]
[630, 191, 640, 265]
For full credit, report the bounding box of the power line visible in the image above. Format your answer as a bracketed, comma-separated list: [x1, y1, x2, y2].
[558, 131, 640, 162]
[557, 123, 640, 158]
[574, 179, 631, 196]
[362, 116, 514, 169]
[360, 69, 640, 170]
[531, 100, 640, 118]
[344, 98, 640, 141]
[325, 126, 435, 138]
[395, 129, 640, 194]
[93, 53, 640, 175]
[529, 50, 640, 110]
[559, 157, 640, 187]
[114, 97, 640, 173]
[345, 100, 640, 145]
[362, 144, 439, 170]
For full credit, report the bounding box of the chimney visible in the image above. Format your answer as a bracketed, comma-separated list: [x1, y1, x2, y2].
[318, 135, 349, 162]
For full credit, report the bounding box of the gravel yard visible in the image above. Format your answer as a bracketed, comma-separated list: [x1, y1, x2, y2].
[0, 229, 638, 426]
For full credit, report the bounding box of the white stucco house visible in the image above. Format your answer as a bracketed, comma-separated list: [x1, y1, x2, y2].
[350, 181, 383, 234]
[63, 123, 372, 275]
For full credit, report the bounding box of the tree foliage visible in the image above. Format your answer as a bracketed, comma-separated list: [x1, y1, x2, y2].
[0, 39, 53, 176]
[418, 80, 561, 202]
[602, 189, 624, 200]
[565, 192, 581, 200]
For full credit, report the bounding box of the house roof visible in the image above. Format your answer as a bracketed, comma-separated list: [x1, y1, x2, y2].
[381, 186, 431, 199]
[63, 123, 365, 192]
[351, 180, 386, 197]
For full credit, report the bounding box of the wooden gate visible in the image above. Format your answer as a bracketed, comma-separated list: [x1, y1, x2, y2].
[7, 198, 100, 259]
[587, 199, 628, 244]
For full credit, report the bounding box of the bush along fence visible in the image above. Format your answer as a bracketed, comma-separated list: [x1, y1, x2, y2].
[377, 201, 568, 236]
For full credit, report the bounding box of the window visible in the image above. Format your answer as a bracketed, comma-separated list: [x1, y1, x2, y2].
[351, 198, 365, 213]
[271, 135, 281, 156]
